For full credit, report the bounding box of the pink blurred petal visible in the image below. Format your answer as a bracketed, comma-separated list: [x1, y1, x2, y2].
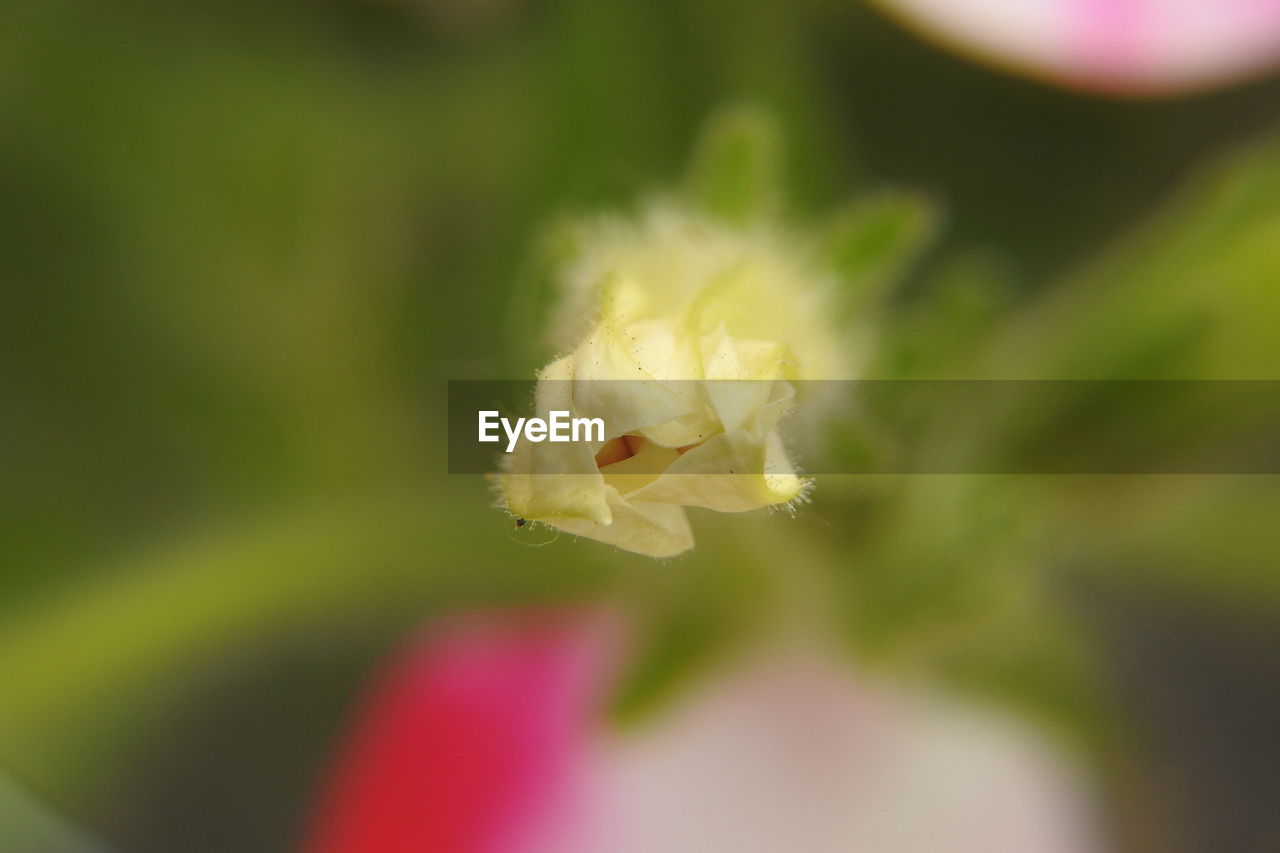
[1073, 0, 1146, 81]
[875, 0, 1280, 94]
[301, 611, 614, 853]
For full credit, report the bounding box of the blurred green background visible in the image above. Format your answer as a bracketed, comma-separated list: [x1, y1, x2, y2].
[3, 1, 1280, 851]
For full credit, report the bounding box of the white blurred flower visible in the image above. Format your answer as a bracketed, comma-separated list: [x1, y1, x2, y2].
[600, 657, 1102, 853]
[501, 204, 848, 557]
[873, 0, 1280, 94]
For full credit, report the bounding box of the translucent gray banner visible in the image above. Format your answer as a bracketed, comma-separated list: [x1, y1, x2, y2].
[447, 380, 1280, 474]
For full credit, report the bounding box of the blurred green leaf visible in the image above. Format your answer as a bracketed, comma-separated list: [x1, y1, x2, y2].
[0, 772, 102, 853]
[996, 134, 1280, 380]
[821, 190, 939, 311]
[0, 489, 611, 799]
[877, 249, 1017, 378]
[909, 134, 1280, 608]
[684, 104, 784, 226]
[1050, 478, 1280, 607]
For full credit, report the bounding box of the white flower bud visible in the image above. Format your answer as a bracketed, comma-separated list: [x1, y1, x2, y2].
[501, 203, 849, 557]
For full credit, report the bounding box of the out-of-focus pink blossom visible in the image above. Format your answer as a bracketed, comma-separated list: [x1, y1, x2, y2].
[872, 0, 1280, 94]
[301, 611, 614, 853]
[302, 610, 1103, 853]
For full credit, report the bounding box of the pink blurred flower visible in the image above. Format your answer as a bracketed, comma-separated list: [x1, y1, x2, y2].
[872, 0, 1280, 94]
[302, 611, 612, 853]
[302, 611, 1103, 853]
